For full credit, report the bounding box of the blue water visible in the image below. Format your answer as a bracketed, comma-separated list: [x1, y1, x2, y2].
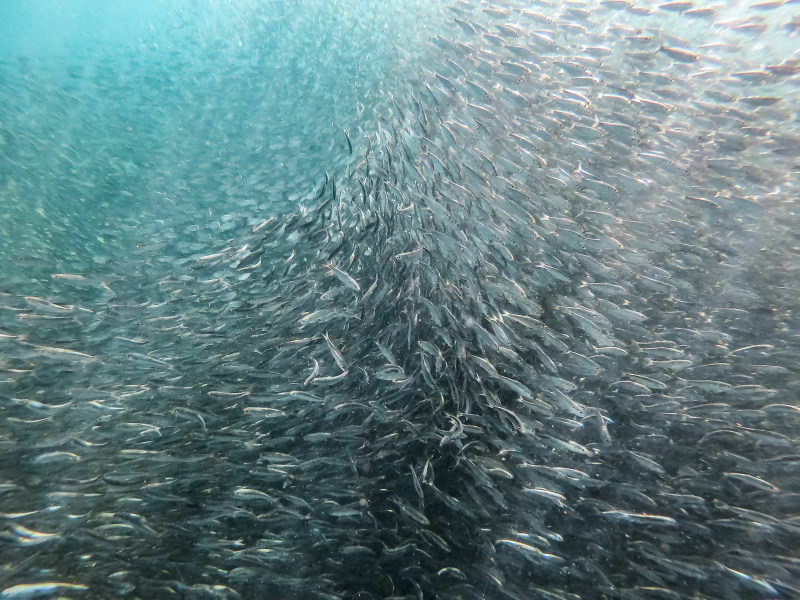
[0, 0, 441, 294]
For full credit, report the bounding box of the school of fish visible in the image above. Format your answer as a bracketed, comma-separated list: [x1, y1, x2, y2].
[0, 0, 799, 598]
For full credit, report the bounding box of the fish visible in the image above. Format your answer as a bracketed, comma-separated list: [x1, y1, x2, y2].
[0, 583, 89, 599]
[322, 331, 348, 372]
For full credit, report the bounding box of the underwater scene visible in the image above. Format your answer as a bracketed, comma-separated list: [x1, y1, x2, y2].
[0, 0, 799, 598]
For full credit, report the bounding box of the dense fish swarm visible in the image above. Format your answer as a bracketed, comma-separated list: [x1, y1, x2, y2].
[1, 0, 799, 599]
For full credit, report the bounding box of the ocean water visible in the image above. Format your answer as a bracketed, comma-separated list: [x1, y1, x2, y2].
[1, 1, 799, 599]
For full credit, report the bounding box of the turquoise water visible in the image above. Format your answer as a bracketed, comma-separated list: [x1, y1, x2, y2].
[1, 1, 441, 295]
[1, 1, 799, 599]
